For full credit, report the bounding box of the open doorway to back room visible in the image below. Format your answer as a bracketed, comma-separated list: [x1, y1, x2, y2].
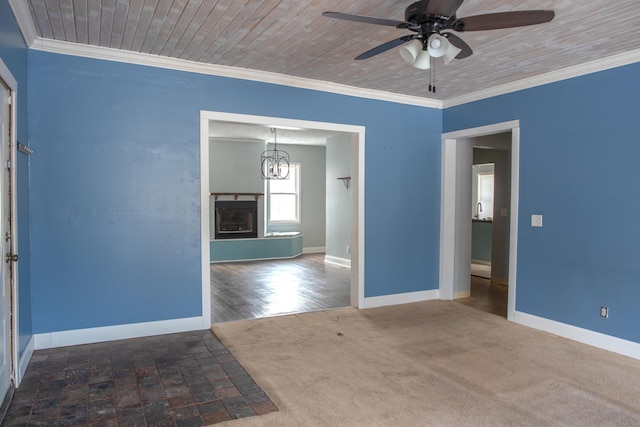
[458, 134, 512, 317]
[440, 122, 519, 320]
[200, 112, 365, 324]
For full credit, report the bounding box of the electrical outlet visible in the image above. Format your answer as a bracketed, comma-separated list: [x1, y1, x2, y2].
[600, 306, 609, 318]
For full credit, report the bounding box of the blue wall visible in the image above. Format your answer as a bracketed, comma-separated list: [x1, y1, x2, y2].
[6, 0, 640, 348]
[0, 0, 32, 358]
[28, 51, 442, 333]
[444, 63, 640, 343]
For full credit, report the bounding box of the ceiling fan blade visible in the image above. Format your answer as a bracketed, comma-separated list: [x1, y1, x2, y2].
[354, 36, 415, 60]
[426, 0, 465, 17]
[460, 10, 555, 31]
[443, 33, 473, 59]
[322, 11, 409, 28]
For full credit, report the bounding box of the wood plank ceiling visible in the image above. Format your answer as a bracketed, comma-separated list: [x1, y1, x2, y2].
[25, 0, 640, 100]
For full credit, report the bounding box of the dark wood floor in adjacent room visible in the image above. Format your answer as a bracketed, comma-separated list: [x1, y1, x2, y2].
[455, 275, 508, 318]
[210, 254, 351, 324]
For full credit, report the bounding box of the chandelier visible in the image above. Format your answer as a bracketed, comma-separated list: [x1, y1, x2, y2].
[261, 128, 290, 180]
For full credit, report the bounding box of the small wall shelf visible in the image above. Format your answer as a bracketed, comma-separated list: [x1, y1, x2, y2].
[337, 177, 351, 189]
[210, 192, 263, 201]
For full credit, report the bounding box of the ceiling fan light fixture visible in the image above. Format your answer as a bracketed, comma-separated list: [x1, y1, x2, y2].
[325, 3, 556, 88]
[443, 43, 462, 65]
[399, 39, 423, 64]
[427, 34, 449, 58]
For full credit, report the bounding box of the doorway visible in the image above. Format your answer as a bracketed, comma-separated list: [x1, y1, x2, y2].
[0, 59, 19, 406]
[439, 120, 520, 320]
[199, 111, 365, 325]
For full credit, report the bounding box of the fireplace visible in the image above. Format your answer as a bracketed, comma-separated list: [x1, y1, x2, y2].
[215, 200, 258, 239]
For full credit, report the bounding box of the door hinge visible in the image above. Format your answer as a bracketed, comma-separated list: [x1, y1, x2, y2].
[6, 95, 11, 105]
[5, 160, 10, 170]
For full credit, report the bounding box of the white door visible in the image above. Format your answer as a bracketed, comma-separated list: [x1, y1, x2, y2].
[0, 77, 13, 401]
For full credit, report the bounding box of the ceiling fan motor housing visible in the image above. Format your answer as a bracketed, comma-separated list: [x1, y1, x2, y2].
[404, 1, 464, 34]
[405, 1, 430, 23]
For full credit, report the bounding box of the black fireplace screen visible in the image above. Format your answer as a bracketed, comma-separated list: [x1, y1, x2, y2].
[215, 200, 258, 239]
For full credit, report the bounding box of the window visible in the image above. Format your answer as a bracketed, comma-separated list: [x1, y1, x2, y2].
[268, 163, 300, 223]
[472, 163, 494, 220]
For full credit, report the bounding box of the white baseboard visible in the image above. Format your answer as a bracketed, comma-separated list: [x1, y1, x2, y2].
[324, 255, 351, 268]
[303, 246, 325, 254]
[454, 290, 471, 299]
[471, 259, 491, 266]
[17, 335, 35, 386]
[34, 316, 206, 350]
[363, 289, 439, 309]
[513, 311, 640, 360]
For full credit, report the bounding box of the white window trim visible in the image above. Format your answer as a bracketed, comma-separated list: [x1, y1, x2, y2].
[267, 162, 301, 225]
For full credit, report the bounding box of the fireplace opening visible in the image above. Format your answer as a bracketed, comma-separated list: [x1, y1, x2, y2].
[215, 200, 258, 239]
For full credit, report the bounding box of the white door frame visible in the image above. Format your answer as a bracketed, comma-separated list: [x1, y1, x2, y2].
[439, 120, 520, 320]
[199, 111, 366, 326]
[0, 58, 19, 389]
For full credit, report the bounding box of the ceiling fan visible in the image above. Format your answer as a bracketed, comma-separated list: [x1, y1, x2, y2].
[323, 0, 554, 91]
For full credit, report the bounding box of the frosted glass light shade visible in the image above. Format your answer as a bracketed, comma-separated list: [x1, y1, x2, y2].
[413, 51, 431, 69]
[427, 34, 449, 58]
[443, 43, 462, 65]
[399, 39, 424, 64]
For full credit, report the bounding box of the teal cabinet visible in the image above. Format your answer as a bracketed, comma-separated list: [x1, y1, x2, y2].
[471, 220, 492, 262]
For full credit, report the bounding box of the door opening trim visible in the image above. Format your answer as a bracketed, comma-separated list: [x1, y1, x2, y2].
[199, 111, 366, 325]
[439, 120, 520, 320]
[0, 58, 19, 389]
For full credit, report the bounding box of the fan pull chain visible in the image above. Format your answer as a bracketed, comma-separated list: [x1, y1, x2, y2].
[428, 57, 433, 92]
[428, 58, 436, 93]
[433, 61, 436, 93]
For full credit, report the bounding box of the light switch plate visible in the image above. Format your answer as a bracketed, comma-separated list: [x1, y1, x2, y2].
[531, 214, 543, 227]
[501, 208, 508, 217]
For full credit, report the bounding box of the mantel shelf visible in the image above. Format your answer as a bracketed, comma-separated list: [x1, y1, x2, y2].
[210, 192, 264, 201]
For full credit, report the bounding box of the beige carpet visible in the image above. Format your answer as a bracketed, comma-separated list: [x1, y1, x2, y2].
[212, 300, 640, 426]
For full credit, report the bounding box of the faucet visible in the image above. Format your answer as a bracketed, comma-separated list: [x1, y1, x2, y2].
[476, 202, 483, 219]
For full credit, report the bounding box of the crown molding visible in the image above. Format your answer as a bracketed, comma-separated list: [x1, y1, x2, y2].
[20, 26, 640, 111]
[30, 38, 443, 109]
[443, 49, 640, 108]
[8, 0, 38, 46]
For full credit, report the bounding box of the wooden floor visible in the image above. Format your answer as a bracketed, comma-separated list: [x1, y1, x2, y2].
[455, 275, 508, 317]
[210, 254, 351, 324]
[211, 254, 505, 323]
